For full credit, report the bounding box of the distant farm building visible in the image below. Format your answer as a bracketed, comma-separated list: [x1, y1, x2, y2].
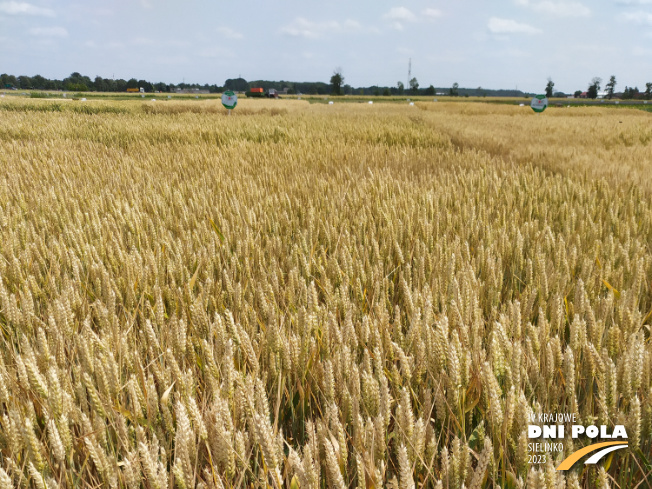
[250, 87, 264, 94]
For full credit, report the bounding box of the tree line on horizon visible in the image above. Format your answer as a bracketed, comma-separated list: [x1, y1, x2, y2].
[2, 71, 651, 100]
[0, 71, 528, 97]
[0, 72, 221, 94]
[545, 75, 652, 100]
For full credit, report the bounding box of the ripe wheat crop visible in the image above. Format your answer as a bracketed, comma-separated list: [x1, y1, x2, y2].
[0, 98, 650, 488]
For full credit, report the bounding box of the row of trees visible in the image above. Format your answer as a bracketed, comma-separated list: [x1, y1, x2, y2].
[338, 71, 651, 100]
[1, 72, 334, 96]
[331, 70, 524, 98]
[546, 76, 652, 100]
[337, 71, 651, 99]
[333, 69, 427, 96]
[332, 70, 427, 96]
[227, 77, 333, 95]
[4, 70, 650, 100]
[0, 72, 221, 93]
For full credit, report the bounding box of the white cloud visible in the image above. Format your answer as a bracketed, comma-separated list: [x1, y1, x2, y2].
[133, 37, 190, 48]
[280, 17, 368, 39]
[0, 1, 54, 16]
[488, 17, 542, 34]
[616, 0, 652, 4]
[620, 11, 652, 24]
[217, 26, 243, 39]
[516, 0, 590, 17]
[133, 37, 156, 46]
[383, 7, 417, 22]
[28, 26, 68, 37]
[280, 18, 338, 38]
[383, 7, 441, 30]
[422, 8, 443, 19]
[343, 19, 364, 30]
[535, 2, 590, 16]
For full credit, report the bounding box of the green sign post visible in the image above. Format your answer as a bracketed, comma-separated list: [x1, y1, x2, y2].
[531, 94, 548, 113]
[221, 90, 238, 114]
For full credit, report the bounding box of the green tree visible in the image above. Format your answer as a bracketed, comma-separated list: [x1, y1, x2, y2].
[574, 90, 582, 98]
[32, 74, 47, 89]
[397, 81, 404, 95]
[330, 68, 344, 95]
[4, 74, 18, 88]
[138, 80, 154, 92]
[94, 76, 107, 92]
[622, 86, 639, 100]
[409, 77, 419, 94]
[18, 76, 33, 89]
[450, 82, 459, 96]
[605, 75, 616, 100]
[545, 78, 554, 98]
[64, 72, 92, 91]
[224, 78, 248, 92]
[587, 77, 601, 99]
[645, 82, 652, 100]
[425, 85, 435, 96]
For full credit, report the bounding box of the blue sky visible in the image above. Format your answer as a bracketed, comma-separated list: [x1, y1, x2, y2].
[1, 0, 651, 93]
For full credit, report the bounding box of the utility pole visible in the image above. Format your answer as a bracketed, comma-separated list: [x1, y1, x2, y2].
[408, 58, 412, 87]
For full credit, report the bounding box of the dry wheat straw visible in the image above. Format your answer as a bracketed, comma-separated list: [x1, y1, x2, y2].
[0, 98, 649, 487]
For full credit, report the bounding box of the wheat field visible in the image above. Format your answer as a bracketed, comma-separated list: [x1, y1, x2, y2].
[0, 97, 650, 488]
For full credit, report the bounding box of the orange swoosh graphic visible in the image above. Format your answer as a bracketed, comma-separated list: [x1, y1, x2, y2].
[556, 442, 628, 471]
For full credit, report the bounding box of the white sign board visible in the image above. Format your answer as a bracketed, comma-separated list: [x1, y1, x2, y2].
[531, 95, 548, 113]
[222, 91, 238, 110]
